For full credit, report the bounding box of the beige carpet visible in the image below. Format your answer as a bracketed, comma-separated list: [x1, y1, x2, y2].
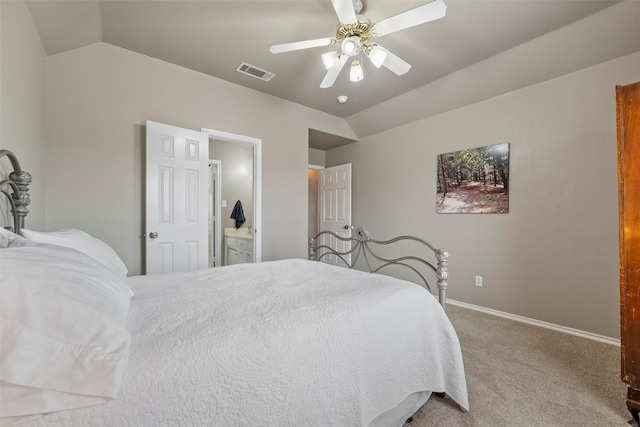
[409, 305, 631, 427]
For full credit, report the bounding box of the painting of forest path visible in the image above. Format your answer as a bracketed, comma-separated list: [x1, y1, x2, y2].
[436, 143, 509, 214]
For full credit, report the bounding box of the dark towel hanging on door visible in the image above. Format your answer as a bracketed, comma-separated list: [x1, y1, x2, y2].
[230, 200, 245, 229]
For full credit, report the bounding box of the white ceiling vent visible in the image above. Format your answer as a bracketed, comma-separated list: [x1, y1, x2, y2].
[236, 62, 275, 82]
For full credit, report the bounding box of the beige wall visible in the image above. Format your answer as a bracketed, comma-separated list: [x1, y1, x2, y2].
[45, 42, 356, 275]
[0, 0, 46, 230]
[327, 52, 640, 339]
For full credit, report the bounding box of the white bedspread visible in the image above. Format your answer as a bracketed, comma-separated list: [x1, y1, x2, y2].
[20, 259, 468, 426]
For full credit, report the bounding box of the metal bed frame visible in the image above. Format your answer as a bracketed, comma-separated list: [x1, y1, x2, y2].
[0, 149, 450, 311]
[0, 149, 32, 235]
[309, 227, 450, 308]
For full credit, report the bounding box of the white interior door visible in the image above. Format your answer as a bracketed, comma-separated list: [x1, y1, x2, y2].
[145, 120, 209, 274]
[318, 163, 352, 266]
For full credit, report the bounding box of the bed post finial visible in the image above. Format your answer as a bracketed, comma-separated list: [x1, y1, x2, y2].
[9, 169, 32, 232]
[309, 236, 317, 260]
[435, 249, 449, 309]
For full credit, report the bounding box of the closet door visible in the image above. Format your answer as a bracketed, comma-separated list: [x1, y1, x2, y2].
[617, 81, 640, 426]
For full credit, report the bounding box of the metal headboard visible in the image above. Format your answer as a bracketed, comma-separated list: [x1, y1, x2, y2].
[0, 150, 32, 235]
[308, 227, 450, 309]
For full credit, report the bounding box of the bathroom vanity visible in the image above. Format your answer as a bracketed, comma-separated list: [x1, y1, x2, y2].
[225, 228, 253, 266]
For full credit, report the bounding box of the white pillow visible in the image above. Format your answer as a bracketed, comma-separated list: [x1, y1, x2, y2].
[21, 228, 128, 278]
[0, 242, 132, 417]
[0, 227, 24, 248]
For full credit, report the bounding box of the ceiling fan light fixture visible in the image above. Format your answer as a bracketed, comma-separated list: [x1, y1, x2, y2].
[350, 60, 363, 82]
[367, 46, 387, 68]
[270, 0, 447, 89]
[321, 51, 341, 70]
[341, 36, 361, 56]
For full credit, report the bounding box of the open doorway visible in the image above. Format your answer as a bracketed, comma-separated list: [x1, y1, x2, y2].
[202, 128, 262, 266]
[209, 138, 253, 266]
[307, 129, 356, 243]
[308, 166, 321, 240]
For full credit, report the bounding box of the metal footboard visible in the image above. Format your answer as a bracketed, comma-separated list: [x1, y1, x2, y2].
[309, 227, 450, 309]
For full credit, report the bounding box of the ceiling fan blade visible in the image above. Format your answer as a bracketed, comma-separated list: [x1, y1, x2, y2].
[320, 55, 349, 88]
[375, 46, 411, 76]
[331, 0, 357, 25]
[270, 37, 333, 54]
[374, 0, 447, 37]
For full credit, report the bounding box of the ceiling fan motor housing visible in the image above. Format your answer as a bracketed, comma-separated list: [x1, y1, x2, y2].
[335, 16, 374, 56]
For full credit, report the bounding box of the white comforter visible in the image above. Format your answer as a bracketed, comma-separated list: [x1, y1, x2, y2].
[22, 259, 468, 426]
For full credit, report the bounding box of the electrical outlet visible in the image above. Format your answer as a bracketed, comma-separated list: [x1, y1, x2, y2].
[475, 276, 483, 287]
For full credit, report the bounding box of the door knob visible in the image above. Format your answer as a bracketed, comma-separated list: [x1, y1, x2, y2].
[343, 225, 352, 230]
[149, 231, 158, 239]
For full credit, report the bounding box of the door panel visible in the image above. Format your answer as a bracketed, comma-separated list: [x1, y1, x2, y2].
[146, 120, 209, 275]
[318, 163, 352, 266]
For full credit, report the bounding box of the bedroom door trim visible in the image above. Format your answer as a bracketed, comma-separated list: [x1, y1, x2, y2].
[209, 159, 222, 267]
[201, 127, 262, 263]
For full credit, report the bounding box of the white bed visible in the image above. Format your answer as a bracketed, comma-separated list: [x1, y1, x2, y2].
[0, 150, 468, 426]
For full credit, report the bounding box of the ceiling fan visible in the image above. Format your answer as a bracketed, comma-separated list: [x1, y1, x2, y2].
[269, 0, 447, 89]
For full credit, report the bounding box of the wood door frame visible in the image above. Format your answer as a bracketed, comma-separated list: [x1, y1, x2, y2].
[201, 127, 262, 263]
[617, 81, 640, 425]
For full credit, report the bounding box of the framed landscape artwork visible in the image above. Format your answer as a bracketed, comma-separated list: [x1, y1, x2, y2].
[436, 142, 510, 214]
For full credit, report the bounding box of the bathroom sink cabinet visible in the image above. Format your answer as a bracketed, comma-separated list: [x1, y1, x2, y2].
[225, 235, 253, 265]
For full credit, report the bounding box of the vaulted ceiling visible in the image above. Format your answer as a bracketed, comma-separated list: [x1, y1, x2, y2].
[26, 1, 637, 148]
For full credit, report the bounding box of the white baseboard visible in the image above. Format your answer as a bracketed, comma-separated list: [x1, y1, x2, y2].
[447, 299, 620, 347]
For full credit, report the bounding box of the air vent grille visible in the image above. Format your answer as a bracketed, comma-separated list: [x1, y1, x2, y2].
[236, 62, 275, 82]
